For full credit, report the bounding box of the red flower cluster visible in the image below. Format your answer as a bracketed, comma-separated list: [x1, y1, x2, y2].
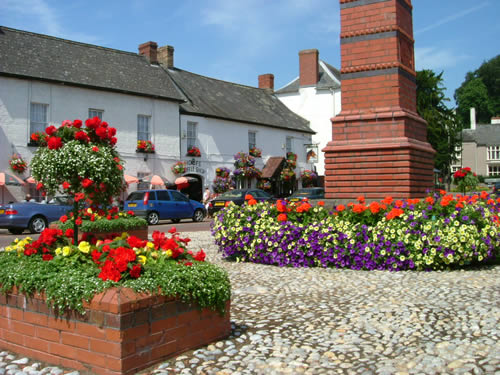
[454, 167, 474, 180]
[187, 146, 201, 157]
[22, 228, 64, 259]
[93, 243, 140, 282]
[137, 140, 155, 153]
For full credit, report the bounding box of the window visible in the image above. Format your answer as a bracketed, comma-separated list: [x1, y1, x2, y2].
[30, 103, 48, 135]
[187, 121, 197, 150]
[286, 136, 293, 154]
[171, 191, 189, 202]
[488, 165, 500, 176]
[487, 146, 500, 161]
[89, 109, 103, 120]
[156, 191, 171, 201]
[248, 131, 256, 150]
[137, 171, 149, 190]
[137, 115, 150, 141]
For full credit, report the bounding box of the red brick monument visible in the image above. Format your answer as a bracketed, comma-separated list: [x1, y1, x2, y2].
[324, 0, 435, 199]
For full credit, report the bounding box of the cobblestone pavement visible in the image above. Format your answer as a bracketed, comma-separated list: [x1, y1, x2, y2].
[1, 231, 499, 374]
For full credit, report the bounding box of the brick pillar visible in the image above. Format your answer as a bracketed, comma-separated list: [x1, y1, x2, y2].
[258, 74, 274, 91]
[323, 0, 435, 200]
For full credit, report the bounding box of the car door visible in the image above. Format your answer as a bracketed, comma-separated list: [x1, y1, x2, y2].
[155, 191, 173, 219]
[170, 191, 193, 219]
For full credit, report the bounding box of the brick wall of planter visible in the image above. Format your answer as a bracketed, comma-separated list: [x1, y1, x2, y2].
[0, 287, 230, 375]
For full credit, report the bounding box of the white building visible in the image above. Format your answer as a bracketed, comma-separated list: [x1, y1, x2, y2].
[0, 26, 313, 202]
[264, 49, 342, 178]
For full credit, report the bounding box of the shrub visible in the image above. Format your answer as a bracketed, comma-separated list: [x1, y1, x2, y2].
[212, 192, 500, 271]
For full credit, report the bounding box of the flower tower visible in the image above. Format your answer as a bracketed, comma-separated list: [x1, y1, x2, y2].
[323, 0, 435, 200]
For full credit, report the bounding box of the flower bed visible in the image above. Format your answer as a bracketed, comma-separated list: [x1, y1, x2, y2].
[212, 191, 500, 271]
[0, 227, 231, 374]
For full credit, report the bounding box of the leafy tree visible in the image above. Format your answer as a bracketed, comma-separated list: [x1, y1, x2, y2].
[416, 70, 462, 185]
[455, 55, 500, 127]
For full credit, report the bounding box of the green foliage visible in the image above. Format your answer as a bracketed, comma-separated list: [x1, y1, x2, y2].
[57, 216, 147, 233]
[0, 251, 230, 314]
[416, 70, 462, 180]
[454, 55, 500, 127]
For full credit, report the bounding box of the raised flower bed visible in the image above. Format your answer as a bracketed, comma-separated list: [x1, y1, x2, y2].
[212, 191, 500, 270]
[0, 227, 231, 375]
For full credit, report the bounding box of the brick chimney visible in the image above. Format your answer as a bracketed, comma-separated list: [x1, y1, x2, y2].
[138, 41, 158, 64]
[258, 74, 274, 91]
[158, 45, 174, 68]
[299, 49, 319, 86]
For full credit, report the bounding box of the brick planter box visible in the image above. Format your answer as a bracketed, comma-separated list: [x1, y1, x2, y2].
[0, 287, 230, 375]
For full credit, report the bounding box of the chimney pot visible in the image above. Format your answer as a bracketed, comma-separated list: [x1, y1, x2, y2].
[299, 49, 319, 86]
[158, 45, 174, 68]
[470, 107, 476, 130]
[258, 74, 274, 91]
[138, 41, 158, 64]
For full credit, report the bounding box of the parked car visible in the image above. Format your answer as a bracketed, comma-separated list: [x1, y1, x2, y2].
[124, 189, 206, 225]
[287, 187, 325, 202]
[208, 188, 274, 215]
[0, 196, 73, 234]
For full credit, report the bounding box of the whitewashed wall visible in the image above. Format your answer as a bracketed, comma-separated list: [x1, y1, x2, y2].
[180, 114, 313, 189]
[277, 87, 341, 175]
[0, 77, 180, 200]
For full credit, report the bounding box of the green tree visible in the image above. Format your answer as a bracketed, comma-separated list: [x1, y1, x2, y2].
[455, 55, 500, 127]
[416, 70, 462, 185]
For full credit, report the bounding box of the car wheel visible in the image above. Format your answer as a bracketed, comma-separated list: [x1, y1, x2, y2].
[28, 216, 47, 234]
[192, 209, 205, 222]
[171, 218, 181, 223]
[147, 211, 160, 225]
[8, 228, 24, 235]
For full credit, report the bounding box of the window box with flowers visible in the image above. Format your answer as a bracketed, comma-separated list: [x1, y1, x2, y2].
[9, 154, 28, 174]
[187, 146, 201, 157]
[249, 147, 262, 158]
[136, 140, 155, 153]
[172, 161, 187, 175]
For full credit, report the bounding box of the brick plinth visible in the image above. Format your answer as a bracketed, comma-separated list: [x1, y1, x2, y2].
[0, 287, 230, 375]
[324, 0, 434, 198]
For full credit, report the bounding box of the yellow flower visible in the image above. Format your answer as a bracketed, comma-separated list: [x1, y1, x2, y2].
[62, 246, 72, 257]
[87, 208, 93, 214]
[78, 241, 91, 254]
[5, 246, 12, 252]
[138, 255, 147, 264]
[55, 247, 62, 255]
[146, 242, 154, 249]
[121, 232, 129, 239]
[165, 250, 173, 258]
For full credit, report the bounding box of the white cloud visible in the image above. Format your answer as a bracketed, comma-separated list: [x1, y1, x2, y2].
[0, 0, 101, 44]
[415, 2, 489, 35]
[415, 47, 469, 71]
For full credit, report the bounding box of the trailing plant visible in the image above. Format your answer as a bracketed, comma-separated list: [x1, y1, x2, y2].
[172, 161, 187, 175]
[187, 146, 201, 157]
[249, 147, 262, 158]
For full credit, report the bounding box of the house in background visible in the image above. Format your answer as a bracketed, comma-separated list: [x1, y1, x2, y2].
[452, 107, 500, 180]
[0, 26, 313, 202]
[262, 49, 342, 181]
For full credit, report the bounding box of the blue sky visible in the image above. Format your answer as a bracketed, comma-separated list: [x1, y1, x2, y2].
[1, 0, 498, 107]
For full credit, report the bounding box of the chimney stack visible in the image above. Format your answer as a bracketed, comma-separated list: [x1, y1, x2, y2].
[138, 41, 158, 64]
[299, 49, 319, 86]
[470, 107, 476, 130]
[158, 45, 174, 68]
[258, 74, 274, 92]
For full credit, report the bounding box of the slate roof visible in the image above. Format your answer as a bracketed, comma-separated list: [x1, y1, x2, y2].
[462, 125, 500, 146]
[0, 26, 183, 102]
[165, 68, 314, 134]
[275, 60, 341, 94]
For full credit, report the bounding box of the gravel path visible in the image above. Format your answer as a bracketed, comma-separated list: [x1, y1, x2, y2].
[1, 231, 499, 374]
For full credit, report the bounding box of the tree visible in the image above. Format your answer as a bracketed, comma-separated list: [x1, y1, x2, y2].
[455, 55, 500, 127]
[416, 70, 462, 185]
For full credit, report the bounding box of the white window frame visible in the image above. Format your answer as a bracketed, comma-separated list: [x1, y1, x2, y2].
[30, 102, 48, 135]
[286, 136, 293, 154]
[248, 131, 256, 150]
[137, 115, 151, 142]
[487, 146, 500, 161]
[187, 121, 197, 150]
[89, 109, 104, 120]
[488, 165, 500, 176]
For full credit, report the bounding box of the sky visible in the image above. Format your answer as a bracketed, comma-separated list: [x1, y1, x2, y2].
[1, 0, 499, 107]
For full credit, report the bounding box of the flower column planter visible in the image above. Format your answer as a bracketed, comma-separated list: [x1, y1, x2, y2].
[0, 287, 230, 375]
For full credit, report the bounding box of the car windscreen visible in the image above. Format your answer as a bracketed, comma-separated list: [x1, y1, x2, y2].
[218, 190, 245, 199]
[126, 192, 146, 201]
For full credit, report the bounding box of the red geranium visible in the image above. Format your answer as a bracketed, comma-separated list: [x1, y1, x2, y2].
[47, 136, 63, 150]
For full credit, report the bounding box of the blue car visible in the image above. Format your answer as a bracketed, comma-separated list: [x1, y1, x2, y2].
[0, 197, 73, 234]
[124, 189, 206, 225]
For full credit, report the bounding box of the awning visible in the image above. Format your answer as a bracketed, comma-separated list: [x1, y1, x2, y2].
[261, 157, 286, 179]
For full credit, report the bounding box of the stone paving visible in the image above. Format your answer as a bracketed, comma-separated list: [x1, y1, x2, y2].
[0, 231, 499, 374]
